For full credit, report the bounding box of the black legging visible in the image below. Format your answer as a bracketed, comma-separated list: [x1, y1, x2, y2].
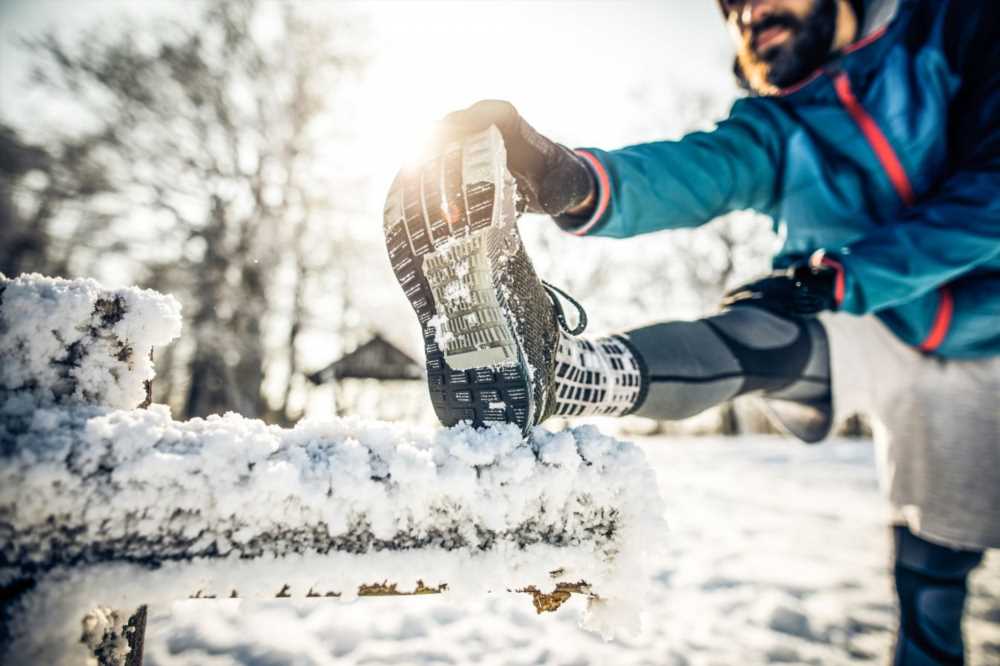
[623, 304, 832, 441]
[893, 525, 984, 665]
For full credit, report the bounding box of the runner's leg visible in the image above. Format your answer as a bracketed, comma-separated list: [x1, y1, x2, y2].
[623, 305, 830, 426]
[892, 525, 984, 666]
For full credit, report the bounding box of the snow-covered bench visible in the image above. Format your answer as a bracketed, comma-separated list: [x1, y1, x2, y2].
[0, 274, 666, 665]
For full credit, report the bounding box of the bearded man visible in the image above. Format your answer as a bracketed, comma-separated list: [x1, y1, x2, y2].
[383, 2, 999, 663]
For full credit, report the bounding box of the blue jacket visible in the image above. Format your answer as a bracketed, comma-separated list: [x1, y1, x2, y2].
[562, 0, 1000, 358]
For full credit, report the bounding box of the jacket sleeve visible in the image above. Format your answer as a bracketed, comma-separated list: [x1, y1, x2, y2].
[555, 98, 786, 238]
[824, 0, 1000, 315]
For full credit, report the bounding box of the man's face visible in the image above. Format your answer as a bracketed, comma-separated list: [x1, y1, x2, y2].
[725, 0, 839, 93]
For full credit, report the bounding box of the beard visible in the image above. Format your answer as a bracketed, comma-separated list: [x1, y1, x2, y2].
[736, 0, 838, 94]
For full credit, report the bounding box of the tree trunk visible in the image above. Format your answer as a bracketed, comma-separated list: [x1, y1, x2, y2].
[719, 401, 741, 436]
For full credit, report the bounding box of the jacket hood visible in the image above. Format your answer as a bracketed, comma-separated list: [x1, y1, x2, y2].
[858, 0, 899, 39]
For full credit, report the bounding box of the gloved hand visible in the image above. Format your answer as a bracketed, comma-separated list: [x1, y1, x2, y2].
[721, 261, 839, 317]
[433, 100, 595, 217]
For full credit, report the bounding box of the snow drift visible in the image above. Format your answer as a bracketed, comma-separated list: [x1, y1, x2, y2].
[0, 273, 667, 665]
[0, 273, 182, 412]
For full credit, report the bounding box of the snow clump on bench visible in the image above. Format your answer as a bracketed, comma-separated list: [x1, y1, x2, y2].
[0, 273, 666, 665]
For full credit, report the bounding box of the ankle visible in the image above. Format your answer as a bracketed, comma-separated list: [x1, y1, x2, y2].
[552, 332, 647, 418]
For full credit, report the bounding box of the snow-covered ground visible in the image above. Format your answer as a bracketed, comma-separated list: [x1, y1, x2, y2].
[3, 275, 995, 664]
[145, 434, 1000, 666]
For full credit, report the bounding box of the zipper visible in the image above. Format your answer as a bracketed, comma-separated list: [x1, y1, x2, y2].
[832, 71, 953, 352]
[832, 71, 915, 205]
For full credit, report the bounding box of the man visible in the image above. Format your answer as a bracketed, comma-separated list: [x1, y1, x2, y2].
[383, 0, 998, 663]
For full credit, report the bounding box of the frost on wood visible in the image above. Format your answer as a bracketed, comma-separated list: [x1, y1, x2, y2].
[80, 606, 145, 666]
[0, 275, 667, 664]
[2, 411, 666, 661]
[0, 273, 182, 412]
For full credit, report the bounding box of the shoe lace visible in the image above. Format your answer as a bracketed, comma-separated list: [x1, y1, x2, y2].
[541, 281, 588, 336]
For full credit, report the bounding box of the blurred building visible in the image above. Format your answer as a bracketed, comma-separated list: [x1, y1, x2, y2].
[305, 333, 431, 423]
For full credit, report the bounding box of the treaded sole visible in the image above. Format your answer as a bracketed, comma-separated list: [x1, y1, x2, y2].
[383, 126, 532, 432]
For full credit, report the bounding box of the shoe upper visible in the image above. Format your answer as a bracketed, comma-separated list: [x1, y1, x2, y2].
[490, 235, 562, 427]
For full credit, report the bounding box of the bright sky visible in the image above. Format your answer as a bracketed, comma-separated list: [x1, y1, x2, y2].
[327, 1, 740, 364]
[344, 1, 737, 211]
[1, 0, 737, 217]
[0, 0, 742, 406]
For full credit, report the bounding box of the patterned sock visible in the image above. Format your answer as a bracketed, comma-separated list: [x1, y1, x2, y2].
[552, 331, 647, 417]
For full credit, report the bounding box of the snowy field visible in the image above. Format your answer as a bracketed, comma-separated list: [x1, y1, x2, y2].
[145, 434, 1000, 666]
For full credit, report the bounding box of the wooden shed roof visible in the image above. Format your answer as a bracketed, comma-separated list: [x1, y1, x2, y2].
[307, 334, 423, 384]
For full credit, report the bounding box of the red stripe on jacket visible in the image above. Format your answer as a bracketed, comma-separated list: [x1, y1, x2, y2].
[815, 255, 847, 306]
[919, 287, 955, 352]
[832, 73, 953, 351]
[572, 150, 611, 236]
[832, 72, 915, 206]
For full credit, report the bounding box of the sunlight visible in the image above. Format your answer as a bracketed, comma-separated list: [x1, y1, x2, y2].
[336, 0, 732, 218]
[338, 2, 530, 207]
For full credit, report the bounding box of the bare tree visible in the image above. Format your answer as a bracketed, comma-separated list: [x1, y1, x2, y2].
[0, 124, 118, 278]
[16, 0, 366, 420]
[0, 126, 51, 277]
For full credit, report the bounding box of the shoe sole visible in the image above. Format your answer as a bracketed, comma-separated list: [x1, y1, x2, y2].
[383, 126, 533, 432]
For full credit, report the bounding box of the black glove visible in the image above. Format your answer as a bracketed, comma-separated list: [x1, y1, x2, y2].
[433, 100, 595, 217]
[721, 262, 839, 317]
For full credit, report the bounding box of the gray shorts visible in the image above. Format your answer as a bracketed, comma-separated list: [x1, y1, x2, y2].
[819, 312, 1000, 550]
